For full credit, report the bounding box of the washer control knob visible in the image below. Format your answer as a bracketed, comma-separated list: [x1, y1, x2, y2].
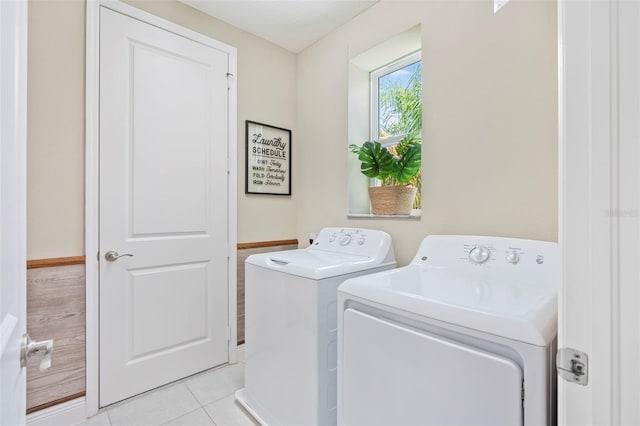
[506, 250, 520, 264]
[329, 234, 336, 242]
[340, 235, 352, 246]
[469, 244, 491, 264]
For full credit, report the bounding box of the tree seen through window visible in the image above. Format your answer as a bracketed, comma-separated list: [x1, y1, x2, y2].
[375, 59, 422, 208]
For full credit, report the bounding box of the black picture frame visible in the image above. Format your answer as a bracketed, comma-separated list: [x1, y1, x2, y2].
[245, 120, 292, 195]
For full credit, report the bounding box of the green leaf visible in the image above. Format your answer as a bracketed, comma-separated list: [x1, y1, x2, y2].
[392, 143, 421, 184]
[356, 141, 394, 179]
[348, 144, 361, 154]
[396, 131, 421, 157]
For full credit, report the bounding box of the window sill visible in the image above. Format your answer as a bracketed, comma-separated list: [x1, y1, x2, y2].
[348, 210, 421, 220]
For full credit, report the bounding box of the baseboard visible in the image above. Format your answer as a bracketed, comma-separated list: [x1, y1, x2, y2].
[26, 397, 87, 426]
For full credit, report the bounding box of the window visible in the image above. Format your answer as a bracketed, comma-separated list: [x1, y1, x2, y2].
[371, 52, 422, 208]
[347, 25, 422, 217]
[371, 52, 422, 144]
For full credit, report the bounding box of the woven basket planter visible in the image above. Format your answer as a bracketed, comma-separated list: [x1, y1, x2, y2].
[368, 186, 418, 215]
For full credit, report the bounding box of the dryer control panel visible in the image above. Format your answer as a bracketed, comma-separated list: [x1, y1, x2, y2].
[411, 235, 558, 275]
[310, 227, 394, 260]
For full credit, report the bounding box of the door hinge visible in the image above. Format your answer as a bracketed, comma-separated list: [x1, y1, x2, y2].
[557, 347, 588, 386]
[225, 327, 231, 342]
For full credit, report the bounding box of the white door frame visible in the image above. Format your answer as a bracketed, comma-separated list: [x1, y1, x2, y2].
[559, 0, 640, 423]
[558, 0, 613, 422]
[85, 0, 238, 416]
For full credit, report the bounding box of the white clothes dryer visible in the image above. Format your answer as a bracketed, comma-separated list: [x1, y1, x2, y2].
[236, 227, 396, 426]
[337, 235, 559, 426]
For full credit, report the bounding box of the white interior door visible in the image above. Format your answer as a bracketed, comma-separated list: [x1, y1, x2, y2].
[559, 0, 640, 424]
[0, 0, 28, 424]
[99, 7, 231, 406]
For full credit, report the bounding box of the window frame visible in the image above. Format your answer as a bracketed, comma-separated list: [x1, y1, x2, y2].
[370, 50, 422, 144]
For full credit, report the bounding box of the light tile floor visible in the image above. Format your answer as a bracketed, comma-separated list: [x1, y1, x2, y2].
[74, 363, 258, 426]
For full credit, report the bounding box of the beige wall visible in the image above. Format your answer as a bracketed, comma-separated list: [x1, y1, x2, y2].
[124, 0, 298, 245]
[296, 0, 558, 265]
[28, 0, 558, 265]
[26, 0, 298, 259]
[27, 0, 86, 260]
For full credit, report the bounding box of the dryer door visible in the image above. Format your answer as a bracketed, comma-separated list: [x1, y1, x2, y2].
[340, 309, 523, 426]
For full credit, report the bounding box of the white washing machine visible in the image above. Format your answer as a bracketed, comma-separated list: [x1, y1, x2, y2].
[236, 227, 396, 426]
[338, 235, 559, 426]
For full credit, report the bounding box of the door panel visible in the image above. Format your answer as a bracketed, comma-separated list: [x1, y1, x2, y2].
[341, 309, 523, 426]
[99, 8, 230, 406]
[129, 263, 209, 358]
[130, 43, 213, 236]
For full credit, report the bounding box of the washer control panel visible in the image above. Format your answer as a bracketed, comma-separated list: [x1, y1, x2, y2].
[312, 227, 391, 258]
[328, 230, 366, 247]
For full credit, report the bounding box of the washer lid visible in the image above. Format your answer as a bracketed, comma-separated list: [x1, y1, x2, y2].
[246, 249, 394, 280]
[339, 265, 557, 346]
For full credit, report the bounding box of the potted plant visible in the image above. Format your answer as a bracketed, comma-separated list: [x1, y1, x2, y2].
[349, 132, 421, 215]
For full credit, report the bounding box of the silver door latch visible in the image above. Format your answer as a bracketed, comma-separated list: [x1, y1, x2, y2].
[20, 334, 53, 371]
[105, 251, 134, 262]
[557, 347, 588, 386]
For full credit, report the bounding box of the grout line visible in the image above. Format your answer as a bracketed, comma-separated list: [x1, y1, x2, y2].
[202, 405, 219, 426]
[102, 363, 244, 425]
[183, 379, 202, 407]
[160, 407, 206, 426]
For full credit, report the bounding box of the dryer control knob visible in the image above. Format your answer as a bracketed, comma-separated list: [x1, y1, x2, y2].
[506, 250, 520, 264]
[469, 244, 491, 264]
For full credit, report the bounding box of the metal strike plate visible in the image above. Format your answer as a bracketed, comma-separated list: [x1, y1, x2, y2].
[557, 347, 588, 386]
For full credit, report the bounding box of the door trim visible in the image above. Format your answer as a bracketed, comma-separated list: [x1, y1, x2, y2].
[558, 0, 631, 423]
[26, 397, 86, 426]
[85, 0, 237, 416]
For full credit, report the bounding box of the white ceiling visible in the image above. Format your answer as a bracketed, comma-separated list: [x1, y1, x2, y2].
[179, 0, 379, 53]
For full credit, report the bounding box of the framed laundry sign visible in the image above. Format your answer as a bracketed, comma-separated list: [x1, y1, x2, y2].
[245, 120, 292, 195]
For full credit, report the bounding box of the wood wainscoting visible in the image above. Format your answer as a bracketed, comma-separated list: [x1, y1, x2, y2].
[25, 239, 298, 412]
[26, 260, 86, 413]
[236, 239, 298, 344]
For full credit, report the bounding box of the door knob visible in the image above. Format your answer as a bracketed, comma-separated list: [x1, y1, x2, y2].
[20, 334, 53, 371]
[105, 251, 133, 262]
